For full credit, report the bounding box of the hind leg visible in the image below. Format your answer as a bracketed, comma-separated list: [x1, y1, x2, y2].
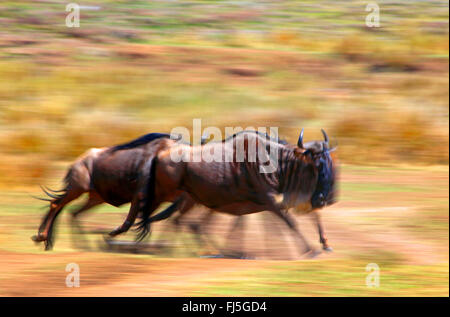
[70, 192, 104, 250]
[108, 191, 159, 239]
[32, 188, 85, 250]
[149, 197, 194, 251]
[34, 187, 63, 238]
[108, 198, 141, 237]
[222, 216, 248, 258]
[33, 199, 64, 243]
[184, 209, 217, 255]
[71, 191, 104, 220]
[108, 164, 159, 239]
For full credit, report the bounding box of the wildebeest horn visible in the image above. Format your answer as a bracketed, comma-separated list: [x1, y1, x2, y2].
[321, 129, 329, 146]
[297, 128, 304, 148]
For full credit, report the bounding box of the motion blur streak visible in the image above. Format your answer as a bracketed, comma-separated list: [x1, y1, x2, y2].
[0, 1, 448, 297]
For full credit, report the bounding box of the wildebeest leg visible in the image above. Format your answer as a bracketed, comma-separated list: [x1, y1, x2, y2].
[165, 210, 189, 253]
[71, 192, 104, 220]
[147, 197, 186, 223]
[108, 194, 144, 238]
[263, 212, 289, 259]
[109, 158, 160, 239]
[222, 216, 247, 258]
[155, 205, 217, 255]
[271, 210, 318, 257]
[151, 198, 196, 251]
[32, 188, 85, 250]
[310, 210, 332, 252]
[185, 210, 221, 255]
[70, 192, 104, 250]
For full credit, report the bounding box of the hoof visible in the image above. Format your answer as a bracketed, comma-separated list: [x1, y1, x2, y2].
[103, 234, 113, 243]
[323, 246, 333, 252]
[239, 254, 255, 260]
[31, 234, 45, 243]
[306, 249, 321, 259]
[200, 252, 254, 260]
[108, 227, 122, 237]
[200, 254, 226, 259]
[228, 253, 253, 260]
[44, 241, 53, 251]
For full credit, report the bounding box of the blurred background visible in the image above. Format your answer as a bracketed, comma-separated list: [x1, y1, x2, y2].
[0, 1, 448, 296]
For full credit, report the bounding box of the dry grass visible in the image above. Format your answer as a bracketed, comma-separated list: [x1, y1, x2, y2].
[0, 1, 448, 185]
[332, 109, 449, 164]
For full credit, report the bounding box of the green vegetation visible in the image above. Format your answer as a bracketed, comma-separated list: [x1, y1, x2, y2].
[194, 259, 448, 296]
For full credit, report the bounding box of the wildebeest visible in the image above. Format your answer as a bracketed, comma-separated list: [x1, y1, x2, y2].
[111, 129, 337, 256]
[32, 130, 282, 251]
[32, 133, 182, 250]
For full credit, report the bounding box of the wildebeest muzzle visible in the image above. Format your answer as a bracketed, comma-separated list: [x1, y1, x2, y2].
[311, 151, 335, 209]
[297, 128, 337, 209]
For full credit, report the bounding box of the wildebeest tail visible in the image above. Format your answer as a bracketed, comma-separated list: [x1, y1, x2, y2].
[36, 186, 65, 201]
[34, 168, 73, 202]
[133, 157, 158, 242]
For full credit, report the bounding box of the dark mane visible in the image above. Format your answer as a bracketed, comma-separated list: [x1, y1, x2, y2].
[111, 130, 287, 153]
[223, 130, 288, 145]
[110, 133, 170, 152]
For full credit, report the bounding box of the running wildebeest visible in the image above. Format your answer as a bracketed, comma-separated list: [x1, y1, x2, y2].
[110, 129, 337, 256]
[31, 130, 275, 251]
[32, 132, 188, 250]
[152, 130, 337, 257]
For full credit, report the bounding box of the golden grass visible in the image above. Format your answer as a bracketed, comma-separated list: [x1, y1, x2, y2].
[0, 1, 448, 185]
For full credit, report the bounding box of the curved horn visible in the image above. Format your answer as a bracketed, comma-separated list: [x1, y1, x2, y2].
[321, 129, 329, 146]
[297, 128, 304, 148]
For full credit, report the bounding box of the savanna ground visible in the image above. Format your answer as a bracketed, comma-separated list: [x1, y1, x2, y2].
[0, 164, 448, 296]
[0, 1, 448, 296]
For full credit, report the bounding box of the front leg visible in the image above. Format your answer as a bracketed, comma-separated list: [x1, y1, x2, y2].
[311, 210, 332, 252]
[108, 193, 144, 237]
[267, 192, 317, 256]
[271, 209, 320, 258]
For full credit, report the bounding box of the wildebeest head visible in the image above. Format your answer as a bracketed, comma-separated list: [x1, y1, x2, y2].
[297, 129, 337, 209]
